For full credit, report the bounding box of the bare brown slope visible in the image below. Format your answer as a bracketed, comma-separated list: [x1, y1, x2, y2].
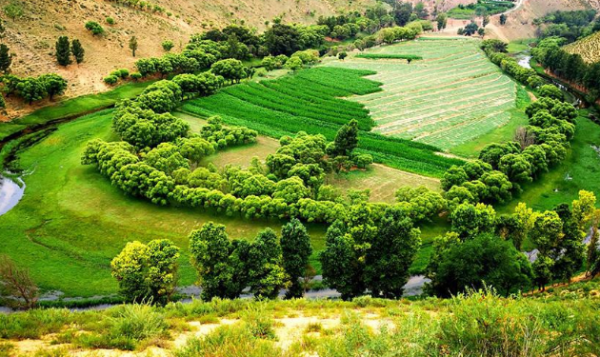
[434, 0, 598, 41]
[0, 0, 372, 116]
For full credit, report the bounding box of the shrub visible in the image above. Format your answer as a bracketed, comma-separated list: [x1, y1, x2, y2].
[85, 21, 104, 36]
[3, 2, 23, 19]
[162, 40, 174, 51]
[103, 75, 118, 85]
[106, 17, 115, 25]
[130, 72, 142, 81]
[117, 68, 129, 79]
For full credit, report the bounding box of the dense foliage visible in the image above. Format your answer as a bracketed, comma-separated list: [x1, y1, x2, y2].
[0, 73, 67, 104]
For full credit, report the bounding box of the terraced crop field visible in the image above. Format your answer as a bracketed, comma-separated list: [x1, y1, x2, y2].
[327, 39, 518, 150]
[183, 67, 463, 177]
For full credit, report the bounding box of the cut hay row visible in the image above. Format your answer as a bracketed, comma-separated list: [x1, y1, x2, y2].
[327, 39, 517, 150]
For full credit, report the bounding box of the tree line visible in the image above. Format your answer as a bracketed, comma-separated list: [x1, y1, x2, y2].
[532, 37, 600, 103]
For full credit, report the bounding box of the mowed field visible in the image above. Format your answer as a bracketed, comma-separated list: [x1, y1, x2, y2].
[327, 39, 518, 150]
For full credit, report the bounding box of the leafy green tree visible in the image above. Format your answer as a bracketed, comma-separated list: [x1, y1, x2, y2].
[538, 84, 564, 101]
[39, 73, 67, 100]
[530, 211, 563, 257]
[479, 142, 521, 169]
[450, 203, 496, 240]
[426, 234, 531, 297]
[85, 21, 104, 36]
[441, 166, 468, 191]
[0, 44, 12, 73]
[264, 24, 302, 56]
[532, 256, 554, 291]
[111, 239, 180, 304]
[211, 58, 246, 83]
[463, 22, 479, 36]
[319, 220, 356, 299]
[129, 36, 138, 57]
[436, 13, 448, 31]
[162, 40, 174, 52]
[365, 207, 421, 298]
[16, 77, 45, 104]
[55, 36, 71, 66]
[553, 203, 585, 282]
[329, 119, 359, 157]
[498, 153, 533, 185]
[189, 222, 249, 300]
[284, 56, 302, 71]
[71, 39, 85, 64]
[280, 219, 312, 299]
[500, 14, 507, 25]
[247, 229, 286, 300]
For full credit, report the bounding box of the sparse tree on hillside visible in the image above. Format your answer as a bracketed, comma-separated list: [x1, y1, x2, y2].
[482, 15, 490, 28]
[39, 73, 67, 100]
[0, 18, 6, 43]
[478, 28, 485, 38]
[55, 36, 72, 66]
[281, 219, 312, 299]
[500, 14, 507, 25]
[0, 44, 11, 73]
[71, 39, 85, 64]
[0, 254, 38, 310]
[436, 13, 447, 31]
[129, 36, 138, 57]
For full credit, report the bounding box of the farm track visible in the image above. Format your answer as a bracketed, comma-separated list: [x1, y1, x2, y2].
[328, 39, 518, 150]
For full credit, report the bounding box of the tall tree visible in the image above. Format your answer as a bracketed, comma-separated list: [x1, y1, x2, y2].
[111, 239, 180, 304]
[436, 13, 448, 31]
[129, 36, 138, 57]
[500, 14, 507, 25]
[189, 222, 250, 300]
[330, 119, 359, 156]
[280, 219, 312, 299]
[71, 39, 85, 64]
[247, 229, 286, 300]
[0, 44, 11, 73]
[39, 74, 67, 100]
[365, 207, 421, 298]
[55, 36, 72, 66]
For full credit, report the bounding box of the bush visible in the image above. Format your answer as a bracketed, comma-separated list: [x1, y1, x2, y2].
[85, 21, 104, 36]
[130, 72, 142, 81]
[103, 75, 118, 85]
[117, 68, 129, 79]
[162, 40, 174, 51]
[106, 17, 115, 25]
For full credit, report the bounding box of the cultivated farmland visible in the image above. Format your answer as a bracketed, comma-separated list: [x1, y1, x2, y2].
[328, 39, 518, 150]
[182, 67, 463, 177]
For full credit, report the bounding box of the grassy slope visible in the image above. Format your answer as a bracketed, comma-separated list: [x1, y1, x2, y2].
[497, 111, 600, 213]
[1, 111, 317, 297]
[3, 284, 600, 356]
[2, 109, 443, 296]
[564, 31, 600, 63]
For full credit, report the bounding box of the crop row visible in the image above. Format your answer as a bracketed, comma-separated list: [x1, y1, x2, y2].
[355, 54, 423, 60]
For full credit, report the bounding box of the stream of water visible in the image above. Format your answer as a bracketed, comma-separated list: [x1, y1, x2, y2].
[0, 174, 24, 216]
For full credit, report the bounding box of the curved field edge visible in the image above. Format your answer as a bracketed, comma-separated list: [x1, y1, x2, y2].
[183, 67, 462, 178]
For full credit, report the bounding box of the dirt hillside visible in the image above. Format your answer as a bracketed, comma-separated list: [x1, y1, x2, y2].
[448, 0, 597, 41]
[0, 0, 372, 115]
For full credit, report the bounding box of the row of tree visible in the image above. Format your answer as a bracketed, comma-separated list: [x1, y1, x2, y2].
[534, 9, 599, 43]
[55, 36, 85, 66]
[442, 94, 576, 207]
[426, 190, 597, 297]
[111, 218, 313, 303]
[532, 37, 600, 102]
[481, 39, 545, 88]
[0, 73, 67, 104]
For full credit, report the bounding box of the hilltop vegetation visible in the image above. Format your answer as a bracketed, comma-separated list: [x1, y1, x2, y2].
[565, 30, 600, 63]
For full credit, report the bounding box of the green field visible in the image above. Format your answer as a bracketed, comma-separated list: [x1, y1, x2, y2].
[0, 109, 443, 297]
[182, 66, 462, 177]
[328, 39, 519, 150]
[498, 111, 600, 213]
[447, 0, 514, 19]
